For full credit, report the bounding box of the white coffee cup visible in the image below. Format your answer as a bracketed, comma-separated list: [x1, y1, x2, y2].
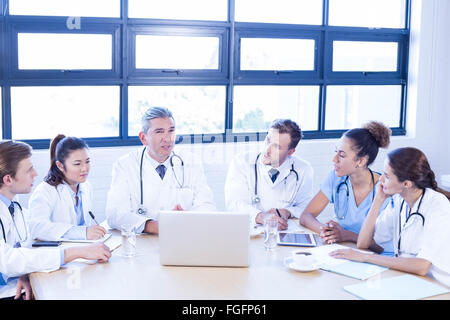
[292, 251, 316, 268]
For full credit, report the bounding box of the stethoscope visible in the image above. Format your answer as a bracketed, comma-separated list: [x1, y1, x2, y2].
[396, 188, 426, 257]
[137, 147, 185, 215]
[0, 201, 28, 243]
[334, 169, 375, 220]
[251, 153, 299, 205]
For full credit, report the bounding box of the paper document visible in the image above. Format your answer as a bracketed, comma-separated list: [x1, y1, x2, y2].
[307, 244, 388, 280]
[62, 236, 122, 266]
[344, 274, 450, 300]
[104, 235, 122, 252]
[251, 219, 312, 237]
[60, 233, 112, 243]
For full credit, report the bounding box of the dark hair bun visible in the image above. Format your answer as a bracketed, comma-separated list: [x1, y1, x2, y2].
[363, 121, 391, 149]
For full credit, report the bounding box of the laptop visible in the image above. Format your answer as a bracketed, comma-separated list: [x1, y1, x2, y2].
[159, 210, 250, 267]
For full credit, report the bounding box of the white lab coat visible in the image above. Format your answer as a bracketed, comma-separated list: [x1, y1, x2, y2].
[0, 201, 61, 298]
[27, 181, 97, 241]
[105, 147, 216, 232]
[224, 151, 314, 225]
[374, 188, 450, 287]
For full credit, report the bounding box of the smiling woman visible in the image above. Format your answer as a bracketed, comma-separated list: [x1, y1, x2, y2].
[27, 135, 107, 242]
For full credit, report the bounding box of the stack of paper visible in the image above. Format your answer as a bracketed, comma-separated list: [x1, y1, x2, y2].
[307, 244, 388, 280]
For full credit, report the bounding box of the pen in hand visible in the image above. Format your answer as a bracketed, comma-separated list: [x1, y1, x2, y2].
[275, 209, 282, 218]
[88, 211, 99, 225]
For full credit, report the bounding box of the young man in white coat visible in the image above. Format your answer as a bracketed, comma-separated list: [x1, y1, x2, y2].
[0, 140, 111, 300]
[224, 119, 314, 230]
[105, 106, 216, 235]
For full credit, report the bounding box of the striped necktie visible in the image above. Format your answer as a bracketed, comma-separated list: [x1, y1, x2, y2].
[156, 164, 167, 180]
[269, 168, 279, 183]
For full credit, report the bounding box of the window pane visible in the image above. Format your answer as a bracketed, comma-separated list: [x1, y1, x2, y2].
[11, 86, 119, 139]
[325, 85, 401, 130]
[329, 0, 406, 28]
[233, 86, 319, 133]
[9, 0, 120, 17]
[136, 35, 219, 70]
[128, 86, 226, 135]
[18, 33, 112, 70]
[241, 38, 315, 71]
[333, 41, 398, 72]
[129, 0, 227, 21]
[235, 0, 322, 25]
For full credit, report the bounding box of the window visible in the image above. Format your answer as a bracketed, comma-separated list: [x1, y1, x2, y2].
[235, 0, 322, 25]
[332, 41, 398, 72]
[0, 0, 410, 147]
[135, 35, 219, 70]
[128, 86, 226, 136]
[9, 0, 120, 18]
[240, 38, 315, 71]
[18, 33, 112, 70]
[11, 86, 120, 140]
[328, 0, 406, 29]
[128, 0, 227, 21]
[325, 85, 402, 130]
[233, 86, 319, 132]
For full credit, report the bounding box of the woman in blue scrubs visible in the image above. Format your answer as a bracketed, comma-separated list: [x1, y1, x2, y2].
[299, 121, 392, 254]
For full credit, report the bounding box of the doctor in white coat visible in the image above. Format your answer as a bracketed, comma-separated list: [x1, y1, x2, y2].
[224, 119, 314, 230]
[105, 106, 216, 234]
[330, 147, 450, 287]
[0, 140, 110, 300]
[28, 135, 106, 241]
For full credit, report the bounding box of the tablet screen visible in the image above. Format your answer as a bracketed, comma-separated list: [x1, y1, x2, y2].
[278, 232, 316, 246]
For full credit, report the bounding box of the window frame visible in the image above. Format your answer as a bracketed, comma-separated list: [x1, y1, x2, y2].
[128, 25, 229, 80]
[0, 0, 411, 149]
[10, 21, 121, 79]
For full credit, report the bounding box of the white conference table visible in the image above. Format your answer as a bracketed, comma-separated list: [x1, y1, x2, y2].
[30, 223, 450, 300]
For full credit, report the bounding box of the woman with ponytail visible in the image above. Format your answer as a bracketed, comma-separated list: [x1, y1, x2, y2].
[0, 140, 110, 299]
[330, 147, 450, 287]
[28, 135, 106, 241]
[300, 121, 393, 254]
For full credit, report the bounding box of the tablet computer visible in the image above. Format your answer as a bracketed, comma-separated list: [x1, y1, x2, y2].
[277, 232, 316, 247]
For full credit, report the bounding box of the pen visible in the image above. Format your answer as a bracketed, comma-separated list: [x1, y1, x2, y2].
[88, 211, 99, 225]
[275, 209, 282, 218]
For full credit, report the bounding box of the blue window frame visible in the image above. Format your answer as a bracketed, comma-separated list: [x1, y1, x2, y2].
[0, 0, 411, 149]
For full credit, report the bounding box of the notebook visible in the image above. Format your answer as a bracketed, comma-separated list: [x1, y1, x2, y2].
[344, 274, 450, 300]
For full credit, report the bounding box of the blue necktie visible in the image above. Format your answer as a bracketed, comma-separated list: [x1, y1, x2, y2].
[269, 168, 279, 183]
[8, 203, 14, 216]
[156, 164, 166, 180]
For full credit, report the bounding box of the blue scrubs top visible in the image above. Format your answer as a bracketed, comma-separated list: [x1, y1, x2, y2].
[320, 169, 394, 254]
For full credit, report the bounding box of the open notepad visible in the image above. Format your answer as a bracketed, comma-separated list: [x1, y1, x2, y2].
[307, 244, 388, 280]
[61, 235, 122, 266]
[59, 232, 112, 243]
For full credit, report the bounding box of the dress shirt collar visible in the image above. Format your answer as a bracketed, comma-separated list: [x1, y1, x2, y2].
[0, 193, 12, 208]
[144, 148, 172, 169]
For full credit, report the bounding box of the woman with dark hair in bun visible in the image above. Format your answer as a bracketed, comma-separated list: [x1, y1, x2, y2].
[300, 121, 392, 254]
[330, 147, 450, 287]
[28, 135, 106, 241]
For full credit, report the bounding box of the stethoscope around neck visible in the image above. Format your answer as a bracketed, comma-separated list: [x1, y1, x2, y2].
[137, 147, 185, 215]
[334, 168, 375, 220]
[251, 153, 299, 205]
[0, 201, 28, 243]
[396, 188, 426, 257]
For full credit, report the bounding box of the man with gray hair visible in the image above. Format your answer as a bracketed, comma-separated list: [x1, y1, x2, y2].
[106, 106, 216, 234]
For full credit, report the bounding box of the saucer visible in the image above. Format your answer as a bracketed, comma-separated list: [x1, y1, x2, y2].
[250, 226, 264, 237]
[283, 256, 320, 272]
